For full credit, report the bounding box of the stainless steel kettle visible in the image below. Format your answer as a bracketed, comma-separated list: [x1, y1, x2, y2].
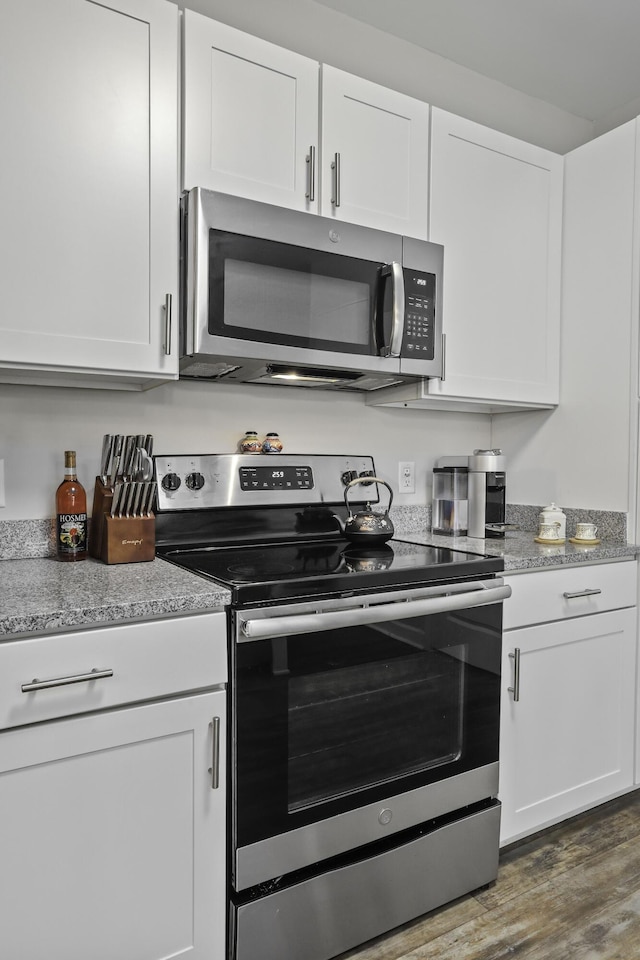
[334, 476, 395, 544]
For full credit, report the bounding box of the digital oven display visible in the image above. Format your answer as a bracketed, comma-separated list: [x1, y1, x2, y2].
[239, 466, 314, 491]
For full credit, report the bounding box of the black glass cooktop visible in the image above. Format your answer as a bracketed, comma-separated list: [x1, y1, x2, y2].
[157, 537, 503, 606]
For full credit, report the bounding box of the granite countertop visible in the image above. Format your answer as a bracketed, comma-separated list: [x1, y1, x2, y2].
[395, 528, 640, 571]
[0, 556, 231, 640]
[0, 521, 637, 641]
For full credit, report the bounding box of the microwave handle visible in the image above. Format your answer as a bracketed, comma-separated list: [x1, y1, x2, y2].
[378, 262, 405, 358]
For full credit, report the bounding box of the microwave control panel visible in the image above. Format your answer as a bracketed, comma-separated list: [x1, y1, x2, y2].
[403, 270, 435, 359]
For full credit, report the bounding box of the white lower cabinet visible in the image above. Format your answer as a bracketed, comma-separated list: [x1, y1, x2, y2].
[0, 614, 227, 960]
[499, 563, 638, 846]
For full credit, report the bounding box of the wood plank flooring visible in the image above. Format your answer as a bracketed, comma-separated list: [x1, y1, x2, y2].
[340, 790, 640, 960]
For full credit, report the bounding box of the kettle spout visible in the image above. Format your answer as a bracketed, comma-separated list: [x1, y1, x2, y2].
[331, 513, 346, 536]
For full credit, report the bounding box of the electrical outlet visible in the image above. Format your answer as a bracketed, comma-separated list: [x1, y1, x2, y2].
[0, 459, 5, 508]
[398, 461, 415, 494]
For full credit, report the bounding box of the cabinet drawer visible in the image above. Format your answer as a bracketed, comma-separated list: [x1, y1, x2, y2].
[0, 613, 227, 731]
[504, 561, 637, 630]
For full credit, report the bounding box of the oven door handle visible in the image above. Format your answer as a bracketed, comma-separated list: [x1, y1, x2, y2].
[239, 581, 512, 641]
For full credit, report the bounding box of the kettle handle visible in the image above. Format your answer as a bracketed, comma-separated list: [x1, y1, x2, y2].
[344, 476, 394, 514]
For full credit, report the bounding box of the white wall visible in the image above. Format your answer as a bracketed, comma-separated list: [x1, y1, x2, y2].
[178, 0, 593, 154]
[0, 381, 491, 520]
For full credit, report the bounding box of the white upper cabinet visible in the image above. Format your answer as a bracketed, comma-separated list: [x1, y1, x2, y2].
[0, 0, 179, 390]
[182, 11, 320, 212]
[426, 109, 563, 409]
[182, 15, 429, 237]
[319, 66, 429, 238]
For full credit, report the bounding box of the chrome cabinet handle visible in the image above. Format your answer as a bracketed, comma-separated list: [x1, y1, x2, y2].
[508, 648, 521, 702]
[22, 668, 114, 693]
[331, 152, 341, 207]
[441, 332, 447, 381]
[163, 293, 172, 356]
[305, 145, 316, 202]
[562, 588, 602, 599]
[208, 717, 221, 789]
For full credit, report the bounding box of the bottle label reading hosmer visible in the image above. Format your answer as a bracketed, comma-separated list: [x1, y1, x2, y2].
[57, 513, 87, 555]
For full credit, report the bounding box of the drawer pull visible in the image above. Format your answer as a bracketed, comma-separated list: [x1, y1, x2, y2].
[562, 588, 602, 600]
[21, 668, 114, 693]
[208, 717, 221, 790]
[508, 648, 521, 702]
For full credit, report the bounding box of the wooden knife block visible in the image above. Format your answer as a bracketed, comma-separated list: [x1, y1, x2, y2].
[89, 478, 155, 564]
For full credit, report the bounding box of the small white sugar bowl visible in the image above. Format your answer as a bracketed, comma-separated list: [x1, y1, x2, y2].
[538, 503, 566, 541]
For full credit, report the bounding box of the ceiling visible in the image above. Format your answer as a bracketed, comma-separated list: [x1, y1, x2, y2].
[312, 0, 640, 121]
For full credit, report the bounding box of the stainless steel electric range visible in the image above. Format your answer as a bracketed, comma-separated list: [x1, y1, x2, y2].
[154, 453, 511, 960]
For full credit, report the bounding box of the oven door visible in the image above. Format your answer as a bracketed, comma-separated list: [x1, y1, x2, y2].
[232, 577, 510, 892]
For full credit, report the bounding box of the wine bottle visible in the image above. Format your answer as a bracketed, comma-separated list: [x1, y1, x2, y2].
[56, 450, 88, 561]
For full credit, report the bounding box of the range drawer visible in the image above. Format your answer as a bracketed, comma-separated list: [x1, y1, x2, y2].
[504, 560, 637, 630]
[0, 612, 227, 731]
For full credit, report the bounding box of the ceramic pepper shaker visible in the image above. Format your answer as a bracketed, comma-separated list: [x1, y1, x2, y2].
[262, 432, 283, 454]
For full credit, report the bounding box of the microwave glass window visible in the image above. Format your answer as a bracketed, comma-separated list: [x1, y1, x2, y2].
[209, 230, 382, 354]
[224, 259, 370, 344]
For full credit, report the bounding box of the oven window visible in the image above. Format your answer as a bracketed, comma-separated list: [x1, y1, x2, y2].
[287, 630, 463, 811]
[234, 602, 501, 846]
[208, 230, 382, 354]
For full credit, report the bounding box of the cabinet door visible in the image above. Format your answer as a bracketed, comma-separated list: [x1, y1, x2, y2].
[0, 691, 226, 960]
[182, 11, 319, 212]
[320, 65, 429, 238]
[499, 608, 636, 846]
[0, 0, 178, 386]
[428, 108, 563, 406]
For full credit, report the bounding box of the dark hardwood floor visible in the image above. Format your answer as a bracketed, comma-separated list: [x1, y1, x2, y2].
[340, 790, 640, 960]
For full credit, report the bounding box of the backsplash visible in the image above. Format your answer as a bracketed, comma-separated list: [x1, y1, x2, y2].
[0, 504, 629, 561]
[505, 504, 627, 542]
[0, 519, 57, 560]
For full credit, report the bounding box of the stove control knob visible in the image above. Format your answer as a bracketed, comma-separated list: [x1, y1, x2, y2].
[185, 471, 205, 491]
[341, 470, 358, 485]
[359, 470, 375, 485]
[161, 472, 181, 492]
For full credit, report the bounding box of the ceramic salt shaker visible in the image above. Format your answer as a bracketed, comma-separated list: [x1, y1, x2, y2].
[239, 430, 263, 454]
[539, 503, 566, 540]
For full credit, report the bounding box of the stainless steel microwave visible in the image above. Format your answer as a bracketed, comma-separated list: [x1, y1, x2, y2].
[180, 188, 444, 391]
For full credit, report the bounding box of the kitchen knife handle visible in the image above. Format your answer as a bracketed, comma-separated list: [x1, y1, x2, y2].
[209, 717, 221, 789]
[22, 668, 114, 693]
[306, 145, 316, 202]
[508, 647, 521, 702]
[331, 152, 341, 207]
[163, 293, 172, 355]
